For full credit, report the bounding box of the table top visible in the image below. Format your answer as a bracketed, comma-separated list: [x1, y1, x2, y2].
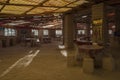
[79, 45, 103, 50]
[25, 38, 36, 40]
[75, 40, 92, 45]
[77, 40, 92, 42]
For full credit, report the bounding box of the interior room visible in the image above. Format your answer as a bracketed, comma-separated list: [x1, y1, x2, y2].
[0, 0, 120, 80]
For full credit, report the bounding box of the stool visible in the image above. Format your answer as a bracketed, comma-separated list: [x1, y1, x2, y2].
[83, 57, 94, 73]
[102, 57, 115, 71]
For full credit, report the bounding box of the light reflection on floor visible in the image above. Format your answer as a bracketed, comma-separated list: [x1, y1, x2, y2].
[58, 45, 65, 49]
[29, 50, 33, 54]
[60, 50, 67, 57]
[58, 45, 67, 57]
[0, 50, 40, 78]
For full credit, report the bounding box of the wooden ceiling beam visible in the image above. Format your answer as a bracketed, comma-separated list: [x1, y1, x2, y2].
[23, 0, 49, 15]
[0, 2, 72, 8]
[0, 0, 10, 12]
[0, 2, 35, 6]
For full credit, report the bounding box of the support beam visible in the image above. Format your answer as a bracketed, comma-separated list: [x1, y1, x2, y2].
[63, 13, 75, 49]
[92, 3, 108, 44]
[63, 13, 77, 66]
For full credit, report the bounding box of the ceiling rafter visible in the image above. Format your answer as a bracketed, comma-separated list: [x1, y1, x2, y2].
[0, 0, 92, 15]
[0, 2, 35, 6]
[23, 0, 85, 15]
[29, 0, 83, 15]
[52, 0, 87, 13]
[0, 2, 73, 8]
[0, 0, 10, 12]
[23, 0, 49, 15]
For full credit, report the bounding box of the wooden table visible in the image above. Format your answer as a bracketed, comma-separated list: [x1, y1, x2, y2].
[79, 45, 103, 51]
[43, 37, 51, 43]
[24, 38, 37, 47]
[76, 40, 92, 45]
[79, 45, 103, 57]
[78, 45, 104, 68]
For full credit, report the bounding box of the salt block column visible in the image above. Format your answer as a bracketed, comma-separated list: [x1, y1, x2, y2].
[63, 13, 77, 66]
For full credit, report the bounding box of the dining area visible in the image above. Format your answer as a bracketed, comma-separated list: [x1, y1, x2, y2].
[74, 36, 114, 73]
[22, 37, 41, 47]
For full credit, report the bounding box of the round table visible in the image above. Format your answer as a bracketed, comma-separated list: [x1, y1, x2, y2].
[79, 45, 103, 57]
[79, 45, 104, 68]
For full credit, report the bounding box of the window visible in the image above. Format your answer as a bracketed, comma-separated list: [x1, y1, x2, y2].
[90, 30, 93, 35]
[4, 28, 9, 36]
[77, 30, 85, 35]
[109, 30, 112, 35]
[8, 28, 12, 36]
[4, 28, 16, 36]
[0, 27, 4, 36]
[11, 29, 16, 36]
[32, 29, 38, 36]
[56, 30, 62, 36]
[43, 30, 49, 36]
